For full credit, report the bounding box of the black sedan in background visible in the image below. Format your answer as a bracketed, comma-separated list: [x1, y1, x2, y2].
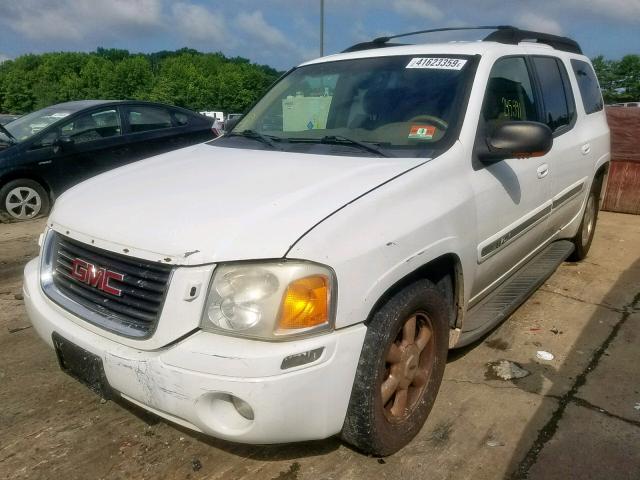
[0, 100, 216, 221]
[0, 114, 20, 125]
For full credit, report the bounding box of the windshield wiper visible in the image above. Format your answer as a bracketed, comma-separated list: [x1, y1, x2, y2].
[287, 135, 390, 157]
[0, 124, 16, 143]
[321, 135, 390, 157]
[226, 129, 281, 150]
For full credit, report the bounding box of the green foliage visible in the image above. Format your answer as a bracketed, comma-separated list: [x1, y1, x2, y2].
[592, 54, 640, 103]
[0, 49, 281, 114]
[4, 48, 634, 113]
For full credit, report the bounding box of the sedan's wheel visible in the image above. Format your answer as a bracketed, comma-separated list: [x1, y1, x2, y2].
[341, 279, 449, 456]
[0, 179, 50, 222]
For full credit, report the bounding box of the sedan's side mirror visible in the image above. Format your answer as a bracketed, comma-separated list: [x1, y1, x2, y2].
[52, 136, 74, 154]
[479, 121, 552, 162]
[224, 116, 242, 134]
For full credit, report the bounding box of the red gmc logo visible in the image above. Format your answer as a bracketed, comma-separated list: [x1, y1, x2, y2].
[70, 258, 124, 296]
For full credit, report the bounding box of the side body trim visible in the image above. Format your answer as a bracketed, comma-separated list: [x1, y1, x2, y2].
[478, 202, 552, 262]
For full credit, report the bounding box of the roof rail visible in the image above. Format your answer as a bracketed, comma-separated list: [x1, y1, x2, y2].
[342, 26, 510, 53]
[483, 28, 582, 54]
[341, 26, 582, 54]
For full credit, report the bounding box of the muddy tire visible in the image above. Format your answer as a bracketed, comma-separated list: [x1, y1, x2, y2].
[341, 279, 449, 456]
[0, 179, 50, 223]
[569, 179, 601, 261]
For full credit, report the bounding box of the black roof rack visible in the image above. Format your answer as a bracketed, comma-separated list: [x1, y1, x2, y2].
[342, 26, 582, 54]
[342, 41, 408, 53]
[483, 28, 582, 54]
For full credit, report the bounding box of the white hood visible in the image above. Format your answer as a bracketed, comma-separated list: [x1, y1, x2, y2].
[49, 143, 426, 265]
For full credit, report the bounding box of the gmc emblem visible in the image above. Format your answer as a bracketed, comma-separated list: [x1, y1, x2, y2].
[70, 258, 124, 296]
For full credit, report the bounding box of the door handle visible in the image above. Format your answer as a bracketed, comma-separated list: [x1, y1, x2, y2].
[581, 143, 591, 155]
[536, 164, 549, 179]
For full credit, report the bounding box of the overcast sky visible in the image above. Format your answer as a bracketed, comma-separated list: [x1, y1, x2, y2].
[0, 0, 638, 69]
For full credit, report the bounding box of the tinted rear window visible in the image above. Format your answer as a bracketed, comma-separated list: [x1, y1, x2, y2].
[174, 112, 190, 126]
[127, 106, 173, 133]
[571, 60, 604, 114]
[532, 57, 575, 132]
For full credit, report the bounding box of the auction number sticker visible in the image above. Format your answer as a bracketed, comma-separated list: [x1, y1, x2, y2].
[406, 57, 467, 70]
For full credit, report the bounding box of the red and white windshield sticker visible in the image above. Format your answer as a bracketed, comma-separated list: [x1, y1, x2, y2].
[408, 125, 436, 140]
[406, 57, 467, 70]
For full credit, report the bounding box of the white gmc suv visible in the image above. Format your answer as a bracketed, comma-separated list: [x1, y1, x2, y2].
[23, 27, 610, 455]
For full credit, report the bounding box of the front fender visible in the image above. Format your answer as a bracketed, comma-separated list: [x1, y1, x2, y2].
[288, 143, 477, 330]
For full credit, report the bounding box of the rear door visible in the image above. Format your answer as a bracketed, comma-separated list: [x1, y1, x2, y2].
[122, 105, 189, 160]
[166, 109, 215, 148]
[469, 56, 553, 311]
[528, 55, 588, 235]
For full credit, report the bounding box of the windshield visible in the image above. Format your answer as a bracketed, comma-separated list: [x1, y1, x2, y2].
[227, 54, 474, 157]
[4, 106, 76, 142]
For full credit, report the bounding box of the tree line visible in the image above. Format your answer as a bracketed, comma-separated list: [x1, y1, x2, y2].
[0, 48, 282, 114]
[0, 49, 637, 114]
[592, 55, 640, 103]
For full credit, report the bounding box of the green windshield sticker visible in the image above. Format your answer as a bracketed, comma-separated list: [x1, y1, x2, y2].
[408, 125, 436, 139]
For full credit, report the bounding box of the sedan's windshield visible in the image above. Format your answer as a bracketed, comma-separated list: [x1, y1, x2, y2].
[4, 106, 75, 142]
[228, 54, 474, 157]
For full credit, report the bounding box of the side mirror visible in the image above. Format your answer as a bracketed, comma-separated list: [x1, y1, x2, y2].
[52, 136, 74, 154]
[479, 121, 552, 162]
[224, 116, 242, 134]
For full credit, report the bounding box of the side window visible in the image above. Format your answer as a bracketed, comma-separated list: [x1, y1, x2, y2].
[532, 57, 574, 132]
[482, 57, 538, 124]
[174, 112, 190, 126]
[571, 59, 604, 114]
[127, 107, 173, 133]
[60, 109, 121, 144]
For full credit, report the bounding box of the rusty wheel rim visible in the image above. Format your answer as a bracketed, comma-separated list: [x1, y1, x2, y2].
[381, 312, 435, 423]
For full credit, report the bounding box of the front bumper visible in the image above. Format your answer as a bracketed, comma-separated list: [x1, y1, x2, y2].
[24, 258, 367, 443]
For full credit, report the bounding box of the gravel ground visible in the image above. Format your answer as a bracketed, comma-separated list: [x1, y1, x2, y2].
[1, 212, 639, 480]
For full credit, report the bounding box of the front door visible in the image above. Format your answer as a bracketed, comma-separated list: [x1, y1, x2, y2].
[468, 56, 553, 317]
[34, 107, 127, 194]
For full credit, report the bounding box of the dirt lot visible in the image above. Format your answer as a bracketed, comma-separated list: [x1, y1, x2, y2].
[1, 212, 639, 480]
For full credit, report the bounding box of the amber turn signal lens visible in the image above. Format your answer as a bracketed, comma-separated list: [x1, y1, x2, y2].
[277, 275, 329, 330]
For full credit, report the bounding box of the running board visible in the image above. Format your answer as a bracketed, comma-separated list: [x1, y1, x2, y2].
[456, 240, 574, 348]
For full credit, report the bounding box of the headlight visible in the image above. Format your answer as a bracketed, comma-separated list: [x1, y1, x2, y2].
[201, 261, 335, 340]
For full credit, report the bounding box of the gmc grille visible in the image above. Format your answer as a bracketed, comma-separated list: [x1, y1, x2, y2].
[41, 231, 173, 338]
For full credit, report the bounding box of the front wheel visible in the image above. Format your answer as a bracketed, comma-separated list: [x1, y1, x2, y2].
[0, 179, 50, 222]
[341, 279, 449, 456]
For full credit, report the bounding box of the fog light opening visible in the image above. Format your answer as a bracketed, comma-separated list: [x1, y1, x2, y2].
[231, 395, 254, 420]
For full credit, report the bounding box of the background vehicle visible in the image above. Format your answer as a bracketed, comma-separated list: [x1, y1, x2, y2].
[611, 101, 640, 107]
[199, 111, 226, 136]
[0, 100, 215, 221]
[24, 27, 610, 456]
[223, 113, 243, 134]
[200, 111, 225, 121]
